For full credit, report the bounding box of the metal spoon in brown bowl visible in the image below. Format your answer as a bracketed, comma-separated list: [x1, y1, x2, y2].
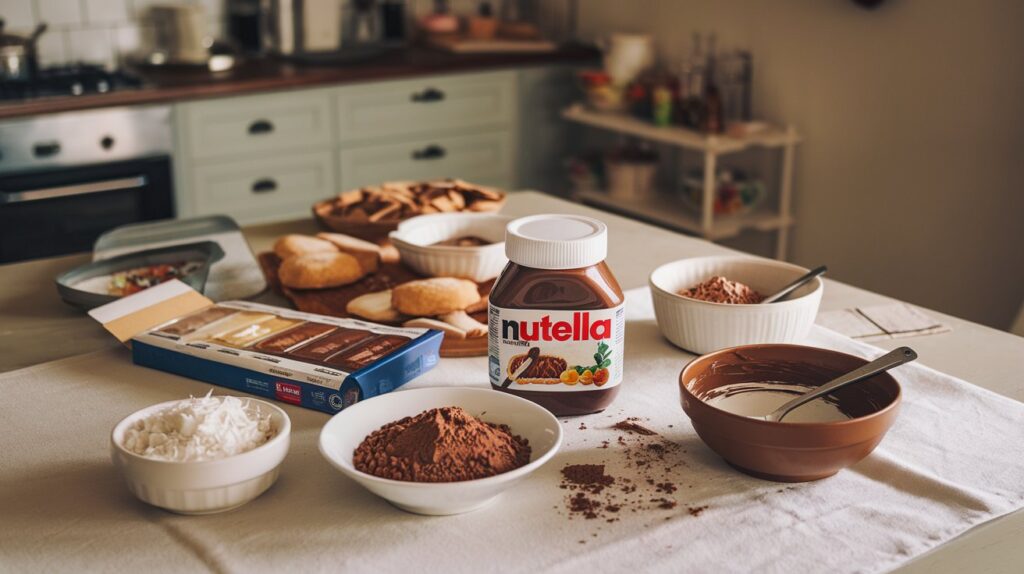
[762, 265, 827, 303]
[755, 346, 917, 422]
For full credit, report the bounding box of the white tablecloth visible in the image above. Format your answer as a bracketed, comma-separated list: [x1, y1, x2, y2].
[3, 288, 1024, 574]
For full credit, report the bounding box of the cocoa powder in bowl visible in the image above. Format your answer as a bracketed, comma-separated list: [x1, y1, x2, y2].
[353, 406, 532, 482]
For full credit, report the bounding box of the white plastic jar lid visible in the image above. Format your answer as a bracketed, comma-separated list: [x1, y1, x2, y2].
[504, 214, 608, 270]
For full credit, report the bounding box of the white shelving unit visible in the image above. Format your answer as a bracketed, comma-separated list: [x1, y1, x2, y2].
[562, 103, 802, 259]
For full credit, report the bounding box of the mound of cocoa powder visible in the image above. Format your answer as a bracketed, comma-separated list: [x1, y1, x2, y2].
[353, 406, 531, 482]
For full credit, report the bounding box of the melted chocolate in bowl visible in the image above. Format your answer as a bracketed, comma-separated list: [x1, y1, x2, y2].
[703, 381, 850, 422]
[692, 354, 897, 422]
[679, 344, 902, 482]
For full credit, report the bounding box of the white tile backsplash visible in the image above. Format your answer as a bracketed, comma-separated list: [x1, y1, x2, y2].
[83, 0, 129, 24]
[66, 26, 114, 67]
[0, 0, 229, 68]
[35, 29, 68, 65]
[0, 0, 38, 30]
[112, 22, 142, 54]
[36, 0, 84, 28]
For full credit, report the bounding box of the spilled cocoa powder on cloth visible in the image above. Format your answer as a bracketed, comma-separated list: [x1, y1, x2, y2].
[558, 415, 710, 528]
[562, 464, 615, 493]
[353, 406, 531, 482]
[611, 419, 657, 436]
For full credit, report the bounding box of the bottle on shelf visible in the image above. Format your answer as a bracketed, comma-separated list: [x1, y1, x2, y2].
[681, 32, 706, 129]
[702, 32, 724, 134]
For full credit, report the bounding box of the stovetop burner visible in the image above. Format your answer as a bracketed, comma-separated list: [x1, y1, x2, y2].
[0, 64, 144, 102]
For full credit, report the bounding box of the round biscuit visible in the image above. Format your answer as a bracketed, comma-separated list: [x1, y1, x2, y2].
[274, 234, 338, 260]
[391, 277, 480, 316]
[278, 251, 365, 289]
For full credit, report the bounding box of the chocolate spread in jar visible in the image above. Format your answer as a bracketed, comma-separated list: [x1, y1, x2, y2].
[488, 215, 625, 416]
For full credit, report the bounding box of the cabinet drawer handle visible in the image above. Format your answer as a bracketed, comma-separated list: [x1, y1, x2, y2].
[412, 144, 446, 160]
[33, 141, 61, 158]
[251, 178, 278, 193]
[248, 119, 274, 135]
[410, 87, 445, 103]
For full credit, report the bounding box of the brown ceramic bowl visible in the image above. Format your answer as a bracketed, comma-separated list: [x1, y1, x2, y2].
[312, 200, 401, 242]
[312, 196, 508, 242]
[679, 344, 902, 482]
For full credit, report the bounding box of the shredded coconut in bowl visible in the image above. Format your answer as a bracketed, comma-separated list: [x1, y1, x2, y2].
[122, 392, 276, 462]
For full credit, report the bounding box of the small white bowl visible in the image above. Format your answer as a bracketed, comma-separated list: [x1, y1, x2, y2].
[319, 386, 562, 516]
[649, 255, 823, 354]
[110, 397, 291, 515]
[389, 213, 511, 281]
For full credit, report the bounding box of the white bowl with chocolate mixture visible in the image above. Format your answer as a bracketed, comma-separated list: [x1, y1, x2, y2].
[389, 213, 512, 282]
[649, 255, 823, 354]
[319, 387, 562, 515]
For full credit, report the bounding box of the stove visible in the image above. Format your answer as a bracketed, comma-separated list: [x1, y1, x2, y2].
[0, 105, 175, 263]
[0, 64, 144, 101]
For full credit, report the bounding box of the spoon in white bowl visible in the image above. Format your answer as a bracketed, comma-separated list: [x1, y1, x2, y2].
[762, 265, 827, 303]
[755, 346, 917, 422]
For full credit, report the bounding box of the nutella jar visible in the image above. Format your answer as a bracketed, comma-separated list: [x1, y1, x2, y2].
[488, 214, 625, 416]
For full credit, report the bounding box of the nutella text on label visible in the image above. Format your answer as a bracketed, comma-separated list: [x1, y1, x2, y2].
[501, 311, 613, 342]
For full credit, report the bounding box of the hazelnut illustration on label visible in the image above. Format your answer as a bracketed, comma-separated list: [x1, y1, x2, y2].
[558, 341, 613, 386]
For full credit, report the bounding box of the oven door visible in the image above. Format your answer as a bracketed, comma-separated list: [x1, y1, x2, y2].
[0, 156, 174, 263]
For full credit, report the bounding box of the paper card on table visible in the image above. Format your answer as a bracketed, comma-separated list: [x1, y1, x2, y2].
[816, 308, 882, 339]
[817, 303, 950, 341]
[859, 303, 946, 335]
[88, 279, 213, 343]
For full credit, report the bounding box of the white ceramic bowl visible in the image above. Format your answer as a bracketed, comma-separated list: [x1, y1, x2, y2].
[649, 255, 823, 354]
[319, 386, 562, 516]
[110, 397, 291, 515]
[389, 213, 511, 281]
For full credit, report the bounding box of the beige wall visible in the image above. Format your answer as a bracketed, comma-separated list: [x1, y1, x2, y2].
[577, 0, 1024, 329]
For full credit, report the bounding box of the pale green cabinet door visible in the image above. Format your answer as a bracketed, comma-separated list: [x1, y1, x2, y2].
[190, 149, 336, 224]
[335, 71, 516, 143]
[339, 131, 513, 191]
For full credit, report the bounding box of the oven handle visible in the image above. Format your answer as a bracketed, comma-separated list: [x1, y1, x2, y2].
[0, 176, 148, 204]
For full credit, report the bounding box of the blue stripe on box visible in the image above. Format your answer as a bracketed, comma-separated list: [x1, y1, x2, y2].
[131, 329, 444, 414]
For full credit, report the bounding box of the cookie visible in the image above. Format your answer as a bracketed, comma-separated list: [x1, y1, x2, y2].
[278, 252, 365, 289]
[380, 243, 401, 264]
[403, 317, 466, 340]
[316, 232, 382, 273]
[438, 310, 487, 338]
[391, 277, 480, 316]
[274, 235, 337, 260]
[347, 290, 404, 322]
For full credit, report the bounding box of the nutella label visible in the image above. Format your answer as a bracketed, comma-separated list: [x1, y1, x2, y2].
[488, 304, 625, 392]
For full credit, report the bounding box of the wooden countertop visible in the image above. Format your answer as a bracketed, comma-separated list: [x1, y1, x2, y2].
[0, 46, 599, 119]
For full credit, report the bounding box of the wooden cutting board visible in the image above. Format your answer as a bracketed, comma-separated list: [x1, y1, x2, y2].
[258, 252, 491, 357]
[427, 36, 558, 54]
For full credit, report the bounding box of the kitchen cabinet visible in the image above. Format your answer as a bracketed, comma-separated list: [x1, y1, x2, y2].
[189, 150, 336, 224]
[338, 130, 513, 191]
[334, 72, 515, 143]
[174, 70, 530, 225]
[180, 89, 334, 160]
[516, 65, 586, 195]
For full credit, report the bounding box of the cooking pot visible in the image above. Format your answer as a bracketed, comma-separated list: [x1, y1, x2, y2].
[599, 33, 654, 87]
[0, 20, 47, 81]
